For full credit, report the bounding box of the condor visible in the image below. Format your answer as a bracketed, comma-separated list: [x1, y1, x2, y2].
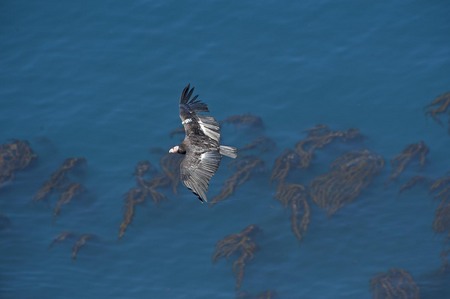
[169, 84, 237, 202]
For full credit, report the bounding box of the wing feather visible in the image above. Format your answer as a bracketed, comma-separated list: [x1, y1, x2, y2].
[180, 150, 222, 202]
[180, 84, 209, 115]
[198, 115, 220, 142]
[178, 84, 221, 143]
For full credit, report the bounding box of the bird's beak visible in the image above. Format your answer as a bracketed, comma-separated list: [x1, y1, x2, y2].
[169, 146, 178, 153]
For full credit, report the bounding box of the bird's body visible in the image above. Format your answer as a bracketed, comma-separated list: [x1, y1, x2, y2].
[169, 84, 237, 202]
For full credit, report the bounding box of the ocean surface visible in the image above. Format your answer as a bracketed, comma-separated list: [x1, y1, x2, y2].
[1, 0, 450, 298]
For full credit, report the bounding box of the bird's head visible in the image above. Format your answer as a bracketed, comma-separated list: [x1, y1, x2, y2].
[169, 145, 186, 154]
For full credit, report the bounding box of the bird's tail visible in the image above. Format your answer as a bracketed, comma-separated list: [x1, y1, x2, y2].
[219, 145, 237, 159]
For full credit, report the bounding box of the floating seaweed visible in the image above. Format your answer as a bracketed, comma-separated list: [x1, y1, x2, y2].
[53, 183, 84, 219]
[212, 224, 260, 290]
[33, 157, 87, 202]
[119, 160, 173, 239]
[275, 183, 310, 242]
[49, 231, 97, 260]
[59, 157, 87, 173]
[425, 91, 450, 132]
[119, 196, 137, 239]
[270, 149, 299, 186]
[370, 268, 420, 299]
[140, 174, 171, 204]
[118, 187, 147, 239]
[0, 140, 36, 188]
[430, 174, 450, 234]
[434, 203, 450, 228]
[134, 160, 153, 180]
[159, 153, 183, 194]
[290, 194, 311, 243]
[210, 156, 264, 206]
[72, 233, 96, 260]
[388, 141, 428, 182]
[429, 174, 450, 274]
[133, 160, 156, 192]
[34, 171, 67, 202]
[398, 175, 428, 194]
[49, 231, 76, 249]
[430, 174, 450, 201]
[310, 150, 384, 216]
[294, 125, 361, 169]
[222, 114, 264, 129]
[134, 159, 170, 202]
[239, 136, 276, 154]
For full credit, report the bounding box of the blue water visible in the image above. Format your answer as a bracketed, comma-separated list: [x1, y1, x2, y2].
[1, 0, 450, 298]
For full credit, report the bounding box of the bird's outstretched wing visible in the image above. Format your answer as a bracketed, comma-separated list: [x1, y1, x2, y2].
[180, 150, 222, 202]
[179, 84, 221, 143]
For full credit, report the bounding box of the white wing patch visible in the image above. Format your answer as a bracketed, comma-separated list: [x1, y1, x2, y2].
[181, 118, 193, 125]
[198, 116, 220, 142]
[200, 152, 206, 160]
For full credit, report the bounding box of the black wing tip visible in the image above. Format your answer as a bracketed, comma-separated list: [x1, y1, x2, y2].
[183, 83, 191, 91]
[188, 187, 207, 203]
[180, 83, 194, 104]
[179, 83, 209, 113]
[193, 191, 207, 203]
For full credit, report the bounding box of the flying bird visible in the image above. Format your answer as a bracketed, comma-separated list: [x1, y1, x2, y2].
[169, 84, 237, 202]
